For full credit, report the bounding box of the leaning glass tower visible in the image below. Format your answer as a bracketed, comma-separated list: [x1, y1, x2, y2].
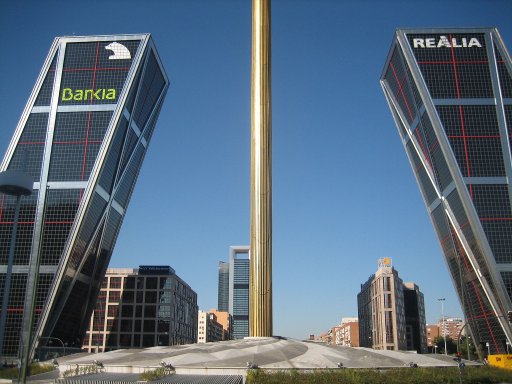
[381, 28, 512, 355]
[0, 34, 168, 360]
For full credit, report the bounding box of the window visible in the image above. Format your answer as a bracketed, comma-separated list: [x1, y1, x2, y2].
[109, 277, 122, 289]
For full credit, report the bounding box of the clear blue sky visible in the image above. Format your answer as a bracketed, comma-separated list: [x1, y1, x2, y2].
[1, 0, 511, 340]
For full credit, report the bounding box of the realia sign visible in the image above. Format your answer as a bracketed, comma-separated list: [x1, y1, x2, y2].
[412, 36, 482, 49]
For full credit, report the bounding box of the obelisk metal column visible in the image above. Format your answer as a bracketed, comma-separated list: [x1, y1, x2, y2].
[250, 0, 272, 337]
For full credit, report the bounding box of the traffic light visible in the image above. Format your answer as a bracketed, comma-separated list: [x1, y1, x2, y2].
[508, 311, 512, 323]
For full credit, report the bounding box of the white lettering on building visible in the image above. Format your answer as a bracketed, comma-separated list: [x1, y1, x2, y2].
[412, 36, 482, 49]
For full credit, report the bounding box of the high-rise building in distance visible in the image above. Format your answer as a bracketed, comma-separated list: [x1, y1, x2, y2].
[217, 246, 250, 339]
[218, 261, 229, 312]
[0, 34, 168, 361]
[381, 28, 512, 354]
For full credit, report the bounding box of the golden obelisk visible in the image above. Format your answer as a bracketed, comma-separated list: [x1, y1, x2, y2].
[250, 0, 272, 337]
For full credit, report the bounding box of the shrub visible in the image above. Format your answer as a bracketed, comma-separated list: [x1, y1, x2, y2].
[0, 363, 55, 379]
[245, 366, 512, 384]
[139, 367, 168, 381]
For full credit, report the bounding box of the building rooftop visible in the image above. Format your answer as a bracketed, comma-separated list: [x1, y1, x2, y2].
[52, 337, 478, 381]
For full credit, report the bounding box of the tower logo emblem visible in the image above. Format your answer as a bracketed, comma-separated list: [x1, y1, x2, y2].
[412, 36, 482, 49]
[105, 42, 131, 60]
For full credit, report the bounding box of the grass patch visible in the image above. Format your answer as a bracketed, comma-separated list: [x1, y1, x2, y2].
[0, 363, 55, 379]
[246, 366, 512, 384]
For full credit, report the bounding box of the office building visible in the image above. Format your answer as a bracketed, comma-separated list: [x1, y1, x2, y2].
[357, 258, 426, 352]
[218, 262, 229, 312]
[358, 258, 407, 351]
[0, 34, 168, 361]
[82, 266, 197, 353]
[403, 283, 428, 353]
[217, 246, 250, 339]
[197, 310, 223, 344]
[229, 246, 250, 339]
[381, 28, 512, 354]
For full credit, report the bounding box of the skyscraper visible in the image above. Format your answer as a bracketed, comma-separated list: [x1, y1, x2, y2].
[217, 246, 250, 339]
[218, 261, 229, 312]
[0, 34, 168, 361]
[230, 246, 250, 339]
[381, 28, 512, 354]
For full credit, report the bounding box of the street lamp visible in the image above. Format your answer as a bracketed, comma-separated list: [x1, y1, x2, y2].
[486, 342, 490, 356]
[434, 345, 438, 354]
[0, 170, 33, 363]
[438, 298, 447, 355]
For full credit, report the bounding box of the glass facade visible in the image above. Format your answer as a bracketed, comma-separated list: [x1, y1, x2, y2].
[232, 250, 249, 340]
[381, 28, 512, 354]
[82, 266, 197, 353]
[403, 283, 427, 353]
[0, 34, 168, 360]
[219, 246, 250, 340]
[218, 261, 229, 312]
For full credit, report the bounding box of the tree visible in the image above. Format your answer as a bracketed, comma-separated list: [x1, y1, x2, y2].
[459, 336, 478, 361]
[434, 336, 457, 355]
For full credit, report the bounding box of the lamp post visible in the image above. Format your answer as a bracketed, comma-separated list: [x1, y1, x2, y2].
[438, 298, 447, 355]
[0, 170, 33, 364]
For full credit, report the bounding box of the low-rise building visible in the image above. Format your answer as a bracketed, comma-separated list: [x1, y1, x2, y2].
[426, 324, 440, 351]
[319, 331, 331, 344]
[438, 317, 464, 340]
[335, 318, 359, 347]
[198, 310, 224, 343]
[209, 309, 233, 340]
